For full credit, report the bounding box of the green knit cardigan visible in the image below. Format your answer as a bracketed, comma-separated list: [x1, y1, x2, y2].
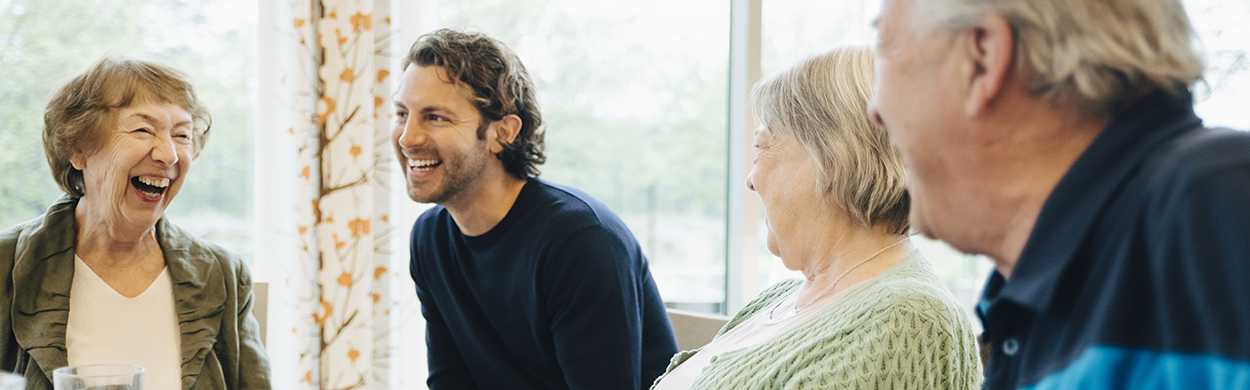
[652, 251, 983, 389]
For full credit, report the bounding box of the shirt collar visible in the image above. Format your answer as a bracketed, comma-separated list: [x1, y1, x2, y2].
[995, 90, 1202, 313]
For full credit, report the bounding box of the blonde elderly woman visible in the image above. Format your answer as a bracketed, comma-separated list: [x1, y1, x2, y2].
[0, 56, 270, 389]
[650, 47, 981, 389]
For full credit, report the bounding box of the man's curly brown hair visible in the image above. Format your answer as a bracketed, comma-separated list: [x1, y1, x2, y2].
[403, 28, 546, 179]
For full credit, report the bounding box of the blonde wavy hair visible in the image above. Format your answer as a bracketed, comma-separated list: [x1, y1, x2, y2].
[919, 0, 1204, 115]
[752, 46, 910, 234]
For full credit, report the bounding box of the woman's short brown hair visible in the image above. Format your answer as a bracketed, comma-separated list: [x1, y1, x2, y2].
[751, 46, 910, 234]
[43, 56, 211, 197]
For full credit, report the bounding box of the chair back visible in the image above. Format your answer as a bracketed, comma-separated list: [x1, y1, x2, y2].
[253, 282, 268, 346]
[666, 308, 730, 351]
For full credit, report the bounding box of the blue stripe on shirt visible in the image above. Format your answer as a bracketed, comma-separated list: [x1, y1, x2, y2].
[1023, 345, 1250, 389]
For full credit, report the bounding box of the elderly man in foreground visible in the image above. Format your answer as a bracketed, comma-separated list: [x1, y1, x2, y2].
[869, 0, 1250, 388]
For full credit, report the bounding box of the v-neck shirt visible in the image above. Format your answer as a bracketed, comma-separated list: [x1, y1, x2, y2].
[67, 255, 182, 390]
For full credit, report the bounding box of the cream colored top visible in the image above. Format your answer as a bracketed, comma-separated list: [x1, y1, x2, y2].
[67, 255, 182, 390]
[655, 278, 853, 390]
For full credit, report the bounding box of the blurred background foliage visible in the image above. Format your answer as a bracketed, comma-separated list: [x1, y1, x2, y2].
[438, 0, 732, 306]
[0, 0, 255, 258]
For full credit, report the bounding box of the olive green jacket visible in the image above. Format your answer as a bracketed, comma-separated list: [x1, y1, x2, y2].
[0, 196, 271, 389]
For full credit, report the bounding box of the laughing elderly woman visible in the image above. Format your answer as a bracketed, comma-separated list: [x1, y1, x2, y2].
[651, 47, 981, 389]
[0, 56, 270, 389]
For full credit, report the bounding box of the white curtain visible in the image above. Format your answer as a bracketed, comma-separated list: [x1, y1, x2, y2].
[255, 0, 425, 388]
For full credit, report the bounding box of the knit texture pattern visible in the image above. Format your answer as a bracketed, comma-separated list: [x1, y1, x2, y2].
[653, 251, 982, 389]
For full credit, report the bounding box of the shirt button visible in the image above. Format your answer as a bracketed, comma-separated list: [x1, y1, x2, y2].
[1002, 338, 1020, 356]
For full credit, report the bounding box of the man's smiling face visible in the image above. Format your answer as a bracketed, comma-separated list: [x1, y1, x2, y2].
[391, 65, 494, 205]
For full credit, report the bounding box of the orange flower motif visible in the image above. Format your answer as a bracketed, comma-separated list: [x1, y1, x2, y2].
[349, 144, 362, 159]
[304, 370, 312, 384]
[377, 69, 390, 82]
[325, 217, 334, 223]
[298, 225, 308, 234]
[337, 272, 352, 287]
[372, 292, 381, 304]
[317, 96, 335, 126]
[384, 16, 391, 25]
[348, 217, 370, 237]
[380, 214, 388, 222]
[374, 266, 387, 280]
[314, 300, 332, 325]
[340, 68, 355, 82]
[286, 127, 294, 134]
[336, 29, 347, 46]
[293, 18, 305, 28]
[333, 234, 345, 249]
[327, 12, 337, 19]
[300, 166, 310, 181]
[348, 348, 361, 363]
[350, 12, 371, 32]
[373, 96, 383, 118]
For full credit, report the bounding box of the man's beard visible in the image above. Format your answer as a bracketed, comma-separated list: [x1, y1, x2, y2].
[409, 137, 492, 206]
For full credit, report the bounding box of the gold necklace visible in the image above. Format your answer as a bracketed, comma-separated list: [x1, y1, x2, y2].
[770, 237, 909, 319]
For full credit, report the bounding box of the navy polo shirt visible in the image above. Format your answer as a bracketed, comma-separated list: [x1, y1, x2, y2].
[977, 90, 1250, 389]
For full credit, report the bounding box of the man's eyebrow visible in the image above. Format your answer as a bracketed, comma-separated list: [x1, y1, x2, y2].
[419, 106, 453, 114]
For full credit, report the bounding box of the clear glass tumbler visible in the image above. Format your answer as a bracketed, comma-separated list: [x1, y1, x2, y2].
[52, 364, 143, 390]
[0, 370, 25, 390]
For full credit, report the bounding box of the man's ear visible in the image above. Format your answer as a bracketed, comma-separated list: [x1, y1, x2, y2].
[962, 13, 1015, 117]
[489, 114, 523, 154]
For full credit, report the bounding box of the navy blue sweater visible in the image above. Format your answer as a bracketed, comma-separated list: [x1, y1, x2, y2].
[409, 178, 678, 390]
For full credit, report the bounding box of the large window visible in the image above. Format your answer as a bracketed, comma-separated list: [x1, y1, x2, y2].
[417, 0, 734, 313]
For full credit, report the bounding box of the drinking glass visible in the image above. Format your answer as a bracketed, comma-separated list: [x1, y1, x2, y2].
[0, 370, 25, 390]
[52, 364, 143, 390]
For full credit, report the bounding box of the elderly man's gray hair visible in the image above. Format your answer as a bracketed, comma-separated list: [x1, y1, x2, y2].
[919, 0, 1204, 115]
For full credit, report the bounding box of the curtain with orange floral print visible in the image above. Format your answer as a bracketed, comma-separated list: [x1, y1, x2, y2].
[264, 0, 399, 388]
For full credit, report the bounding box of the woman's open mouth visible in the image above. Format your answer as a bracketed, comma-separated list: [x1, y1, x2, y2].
[131, 176, 170, 201]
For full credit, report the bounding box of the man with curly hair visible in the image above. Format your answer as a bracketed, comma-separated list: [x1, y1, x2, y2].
[392, 29, 678, 390]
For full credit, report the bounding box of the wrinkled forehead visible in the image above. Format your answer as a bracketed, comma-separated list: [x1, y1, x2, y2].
[876, 0, 939, 45]
[102, 80, 192, 113]
[872, 0, 906, 43]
